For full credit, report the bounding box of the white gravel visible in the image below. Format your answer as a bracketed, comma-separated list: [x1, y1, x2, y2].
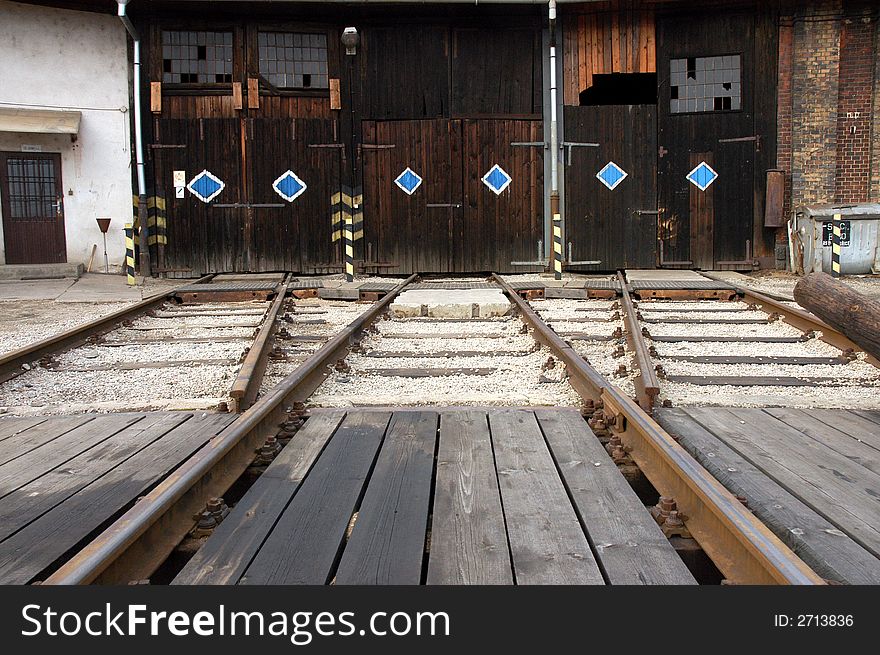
[0, 301, 132, 355]
[55, 341, 246, 367]
[659, 381, 880, 409]
[645, 321, 803, 338]
[653, 338, 845, 358]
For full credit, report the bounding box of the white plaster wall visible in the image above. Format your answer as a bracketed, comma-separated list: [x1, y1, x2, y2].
[0, 0, 133, 267]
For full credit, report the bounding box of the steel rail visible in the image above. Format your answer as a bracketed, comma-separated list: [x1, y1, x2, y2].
[229, 274, 292, 412]
[0, 274, 214, 384]
[493, 273, 824, 585]
[699, 272, 879, 366]
[44, 274, 417, 585]
[615, 271, 659, 412]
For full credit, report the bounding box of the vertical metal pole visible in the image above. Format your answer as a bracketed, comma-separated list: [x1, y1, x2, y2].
[344, 214, 355, 282]
[831, 212, 841, 278]
[124, 223, 136, 286]
[548, 1, 562, 280]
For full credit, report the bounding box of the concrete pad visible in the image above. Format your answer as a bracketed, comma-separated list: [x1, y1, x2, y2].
[624, 269, 707, 281]
[56, 273, 142, 303]
[0, 263, 83, 280]
[391, 288, 511, 318]
[0, 278, 76, 301]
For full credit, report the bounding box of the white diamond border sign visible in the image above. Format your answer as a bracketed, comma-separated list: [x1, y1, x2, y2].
[394, 167, 423, 195]
[686, 161, 719, 191]
[481, 164, 512, 195]
[186, 169, 226, 203]
[272, 170, 308, 202]
[596, 161, 628, 191]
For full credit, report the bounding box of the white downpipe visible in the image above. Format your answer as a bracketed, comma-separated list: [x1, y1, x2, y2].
[117, 0, 146, 200]
[549, 0, 558, 195]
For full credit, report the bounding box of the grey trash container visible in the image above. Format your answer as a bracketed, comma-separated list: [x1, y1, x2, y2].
[794, 203, 880, 275]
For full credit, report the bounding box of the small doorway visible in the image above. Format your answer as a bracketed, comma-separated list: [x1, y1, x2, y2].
[0, 152, 67, 264]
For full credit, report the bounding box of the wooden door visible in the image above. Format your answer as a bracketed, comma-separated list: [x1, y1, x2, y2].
[154, 118, 245, 274]
[0, 152, 66, 264]
[249, 118, 341, 273]
[656, 11, 762, 268]
[563, 105, 657, 269]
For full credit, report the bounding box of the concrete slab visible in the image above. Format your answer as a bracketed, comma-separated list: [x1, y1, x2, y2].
[0, 278, 76, 301]
[624, 269, 707, 281]
[0, 263, 83, 281]
[391, 288, 511, 318]
[56, 273, 143, 303]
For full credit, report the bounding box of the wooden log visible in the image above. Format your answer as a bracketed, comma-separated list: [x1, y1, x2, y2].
[793, 272, 880, 361]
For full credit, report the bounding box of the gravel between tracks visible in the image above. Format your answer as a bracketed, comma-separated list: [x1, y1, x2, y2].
[0, 301, 132, 355]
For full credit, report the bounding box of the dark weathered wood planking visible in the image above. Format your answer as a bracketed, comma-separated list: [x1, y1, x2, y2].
[0, 413, 190, 543]
[656, 408, 880, 584]
[685, 407, 880, 558]
[0, 417, 48, 444]
[174, 411, 346, 585]
[801, 410, 880, 454]
[0, 415, 93, 466]
[688, 151, 714, 269]
[564, 104, 658, 269]
[537, 409, 696, 585]
[853, 410, 880, 428]
[0, 414, 143, 498]
[335, 412, 438, 584]
[488, 410, 604, 584]
[427, 411, 512, 585]
[0, 414, 233, 584]
[241, 412, 391, 584]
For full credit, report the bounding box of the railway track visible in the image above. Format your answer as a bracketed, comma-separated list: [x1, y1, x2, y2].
[24, 271, 841, 587]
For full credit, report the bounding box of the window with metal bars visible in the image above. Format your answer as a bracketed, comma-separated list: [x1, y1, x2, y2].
[670, 55, 741, 114]
[161, 30, 233, 84]
[258, 32, 328, 90]
[5, 158, 56, 220]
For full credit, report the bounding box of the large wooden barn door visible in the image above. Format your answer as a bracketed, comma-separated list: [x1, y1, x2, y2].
[656, 11, 763, 269]
[248, 118, 340, 273]
[155, 118, 246, 274]
[563, 105, 657, 269]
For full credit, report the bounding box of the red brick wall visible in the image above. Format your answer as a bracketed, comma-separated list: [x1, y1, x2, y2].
[835, 13, 875, 202]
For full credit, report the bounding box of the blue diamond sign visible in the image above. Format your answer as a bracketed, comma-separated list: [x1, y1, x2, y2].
[482, 164, 512, 195]
[596, 162, 628, 190]
[186, 170, 225, 203]
[272, 170, 307, 202]
[687, 161, 718, 191]
[394, 167, 423, 195]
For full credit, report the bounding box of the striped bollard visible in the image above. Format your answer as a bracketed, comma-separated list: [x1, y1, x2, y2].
[344, 214, 354, 283]
[124, 223, 136, 286]
[553, 214, 563, 280]
[831, 212, 841, 278]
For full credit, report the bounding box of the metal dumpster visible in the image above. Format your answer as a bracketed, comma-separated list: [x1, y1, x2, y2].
[793, 203, 880, 275]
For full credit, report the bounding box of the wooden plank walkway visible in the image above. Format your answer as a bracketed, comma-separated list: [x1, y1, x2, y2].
[0, 411, 236, 584]
[176, 408, 696, 586]
[655, 407, 880, 584]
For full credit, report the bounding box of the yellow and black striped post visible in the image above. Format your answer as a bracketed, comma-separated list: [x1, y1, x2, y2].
[831, 212, 842, 278]
[124, 223, 136, 286]
[552, 214, 563, 280]
[344, 213, 355, 282]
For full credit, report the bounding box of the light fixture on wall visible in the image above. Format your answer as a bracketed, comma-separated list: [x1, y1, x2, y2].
[341, 27, 359, 56]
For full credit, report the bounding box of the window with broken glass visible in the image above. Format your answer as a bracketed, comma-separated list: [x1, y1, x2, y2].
[669, 55, 741, 114]
[161, 31, 233, 84]
[258, 32, 329, 90]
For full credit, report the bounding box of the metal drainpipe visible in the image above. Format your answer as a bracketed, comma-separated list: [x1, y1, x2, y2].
[548, 1, 562, 280]
[117, 0, 150, 277]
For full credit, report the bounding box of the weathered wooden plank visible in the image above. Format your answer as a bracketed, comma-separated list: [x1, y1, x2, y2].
[378, 332, 505, 340]
[174, 411, 347, 585]
[427, 411, 512, 585]
[335, 412, 437, 584]
[360, 368, 496, 378]
[0, 414, 143, 497]
[538, 409, 695, 585]
[57, 358, 238, 372]
[659, 355, 846, 365]
[686, 407, 880, 558]
[0, 414, 234, 584]
[489, 410, 603, 584]
[0, 416, 48, 444]
[641, 318, 769, 325]
[557, 333, 615, 341]
[853, 410, 880, 428]
[656, 408, 880, 584]
[0, 415, 93, 466]
[801, 410, 880, 454]
[0, 413, 191, 542]
[241, 411, 391, 585]
[665, 375, 844, 387]
[365, 350, 529, 359]
[764, 408, 880, 476]
[650, 336, 804, 343]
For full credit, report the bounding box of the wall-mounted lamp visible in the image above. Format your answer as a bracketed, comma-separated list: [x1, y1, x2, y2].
[342, 27, 359, 56]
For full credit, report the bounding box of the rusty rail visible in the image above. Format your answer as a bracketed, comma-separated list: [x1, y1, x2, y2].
[229, 274, 292, 412]
[616, 272, 659, 412]
[44, 274, 417, 585]
[0, 274, 214, 384]
[699, 272, 879, 367]
[493, 273, 824, 585]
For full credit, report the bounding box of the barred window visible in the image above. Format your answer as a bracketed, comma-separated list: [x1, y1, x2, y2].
[258, 32, 328, 90]
[162, 31, 233, 84]
[670, 55, 741, 114]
